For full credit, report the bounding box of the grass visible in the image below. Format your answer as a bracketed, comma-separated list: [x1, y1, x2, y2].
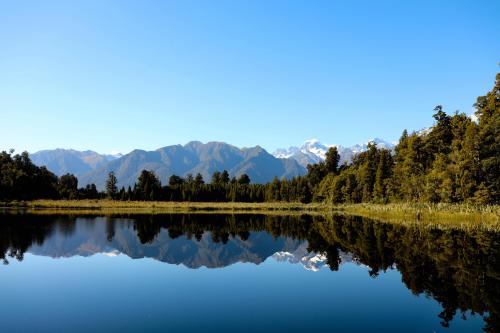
[2, 200, 329, 214]
[335, 202, 500, 231]
[2, 200, 499, 230]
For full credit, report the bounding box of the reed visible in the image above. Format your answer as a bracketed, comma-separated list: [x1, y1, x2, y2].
[335, 202, 499, 231]
[2, 200, 498, 230]
[3, 199, 328, 212]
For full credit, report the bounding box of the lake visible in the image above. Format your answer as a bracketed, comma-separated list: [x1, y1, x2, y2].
[0, 213, 498, 333]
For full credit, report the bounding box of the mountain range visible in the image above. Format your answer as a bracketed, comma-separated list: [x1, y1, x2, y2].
[30, 149, 122, 178]
[29, 138, 395, 189]
[27, 216, 333, 270]
[273, 138, 395, 168]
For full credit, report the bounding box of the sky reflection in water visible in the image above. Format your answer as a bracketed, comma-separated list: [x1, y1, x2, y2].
[0, 213, 496, 333]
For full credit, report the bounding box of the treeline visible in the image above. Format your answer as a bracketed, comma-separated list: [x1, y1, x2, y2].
[104, 169, 311, 202]
[1, 72, 498, 204]
[0, 150, 100, 201]
[1, 214, 499, 331]
[315, 72, 499, 205]
[106, 71, 500, 205]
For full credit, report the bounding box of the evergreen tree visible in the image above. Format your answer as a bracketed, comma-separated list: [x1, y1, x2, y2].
[105, 171, 118, 199]
[194, 173, 204, 185]
[211, 171, 222, 185]
[424, 154, 454, 203]
[237, 173, 251, 185]
[81, 183, 99, 199]
[425, 105, 453, 157]
[137, 170, 162, 200]
[1, 71, 498, 206]
[58, 173, 78, 199]
[169, 175, 184, 186]
[325, 147, 340, 174]
[474, 72, 500, 204]
[221, 170, 230, 184]
[373, 150, 393, 203]
[126, 186, 133, 200]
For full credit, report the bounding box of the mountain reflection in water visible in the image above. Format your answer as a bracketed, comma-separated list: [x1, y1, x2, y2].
[0, 213, 499, 332]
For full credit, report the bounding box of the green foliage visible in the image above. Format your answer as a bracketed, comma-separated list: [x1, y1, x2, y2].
[1, 71, 498, 206]
[81, 183, 99, 199]
[0, 150, 58, 200]
[313, 71, 499, 205]
[237, 173, 251, 185]
[58, 173, 79, 199]
[1, 214, 498, 331]
[325, 146, 340, 174]
[474, 72, 500, 204]
[105, 172, 118, 199]
[136, 170, 162, 200]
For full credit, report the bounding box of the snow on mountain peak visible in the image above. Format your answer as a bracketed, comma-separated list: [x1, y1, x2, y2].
[272, 242, 359, 272]
[108, 151, 123, 159]
[272, 138, 395, 168]
[303, 138, 321, 146]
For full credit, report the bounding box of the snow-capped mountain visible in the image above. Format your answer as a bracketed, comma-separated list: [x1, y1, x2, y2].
[273, 138, 395, 168]
[274, 139, 330, 167]
[272, 242, 329, 272]
[272, 242, 359, 272]
[108, 151, 123, 159]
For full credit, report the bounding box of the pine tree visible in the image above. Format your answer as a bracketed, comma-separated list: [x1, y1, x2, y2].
[325, 147, 340, 174]
[105, 172, 118, 199]
[194, 173, 204, 185]
[237, 173, 251, 185]
[474, 72, 500, 203]
[373, 150, 393, 203]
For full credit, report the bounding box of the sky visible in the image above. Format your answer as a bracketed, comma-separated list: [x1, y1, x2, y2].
[1, 0, 499, 155]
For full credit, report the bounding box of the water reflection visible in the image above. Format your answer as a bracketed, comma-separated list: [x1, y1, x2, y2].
[1, 213, 499, 332]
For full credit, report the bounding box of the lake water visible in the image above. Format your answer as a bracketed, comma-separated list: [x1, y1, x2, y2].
[0, 213, 498, 333]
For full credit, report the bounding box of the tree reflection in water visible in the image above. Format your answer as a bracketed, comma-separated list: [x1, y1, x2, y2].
[0, 213, 498, 332]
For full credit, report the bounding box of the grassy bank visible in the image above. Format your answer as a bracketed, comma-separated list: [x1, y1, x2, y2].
[2, 200, 499, 230]
[2, 200, 329, 214]
[335, 203, 499, 230]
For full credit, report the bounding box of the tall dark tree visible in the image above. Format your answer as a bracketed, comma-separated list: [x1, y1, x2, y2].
[105, 171, 118, 199]
[325, 147, 340, 174]
[373, 150, 393, 203]
[1, 71, 498, 206]
[137, 170, 161, 200]
[169, 175, 184, 186]
[221, 170, 230, 184]
[306, 162, 327, 188]
[237, 173, 251, 185]
[211, 171, 221, 185]
[58, 173, 78, 199]
[425, 105, 453, 157]
[473, 72, 500, 204]
[0, 150, 58, 201]
[194, 173, 204, 185]
[81, 183, 99, 199]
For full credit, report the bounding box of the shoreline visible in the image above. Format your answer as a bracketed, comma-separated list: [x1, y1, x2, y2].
[1, 200, 499, 230]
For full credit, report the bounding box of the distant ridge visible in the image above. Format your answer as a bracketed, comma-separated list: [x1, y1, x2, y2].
[30, 138, 396, 189]
[31, 142, 305, 189]
[30, 149, 121, 178]
[273, 138, 395, 168]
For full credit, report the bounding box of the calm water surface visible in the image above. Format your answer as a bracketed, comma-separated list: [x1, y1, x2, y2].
[0, 213, 498, 332]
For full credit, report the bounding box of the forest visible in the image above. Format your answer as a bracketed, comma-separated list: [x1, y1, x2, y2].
[1, 72, 498, 205]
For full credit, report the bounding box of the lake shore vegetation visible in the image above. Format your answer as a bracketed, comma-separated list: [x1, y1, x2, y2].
[1, 71, 498, 226]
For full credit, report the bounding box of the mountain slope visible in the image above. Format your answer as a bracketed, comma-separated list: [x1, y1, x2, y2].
[273, 138, 395, 168]
[27, 217, 313, 269]
[79, 141, 306, 189]
[30, 149, 121, 178]
[30, 138, 397, 189]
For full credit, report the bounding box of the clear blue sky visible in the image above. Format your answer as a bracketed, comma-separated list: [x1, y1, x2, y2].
[1, 0, 499, 154]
